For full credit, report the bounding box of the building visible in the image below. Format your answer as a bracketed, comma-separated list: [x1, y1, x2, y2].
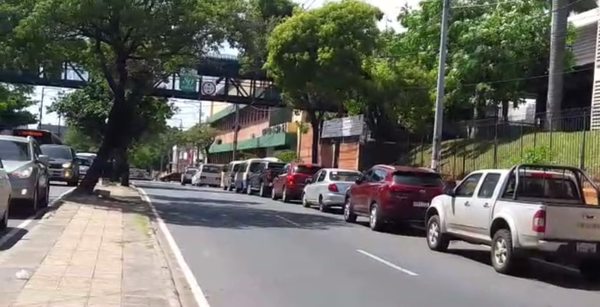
[207, 105, 298, 163]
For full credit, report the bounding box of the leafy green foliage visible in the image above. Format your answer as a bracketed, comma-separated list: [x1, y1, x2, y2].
[64, 128, 99, 152]
[179, 124, 218, 160]
[510, 146, 554, 165]
[0, 84, 36, 128]
[274, 150, 297, 163]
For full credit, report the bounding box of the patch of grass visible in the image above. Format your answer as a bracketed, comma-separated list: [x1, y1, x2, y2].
[134, 214, 151, 238]
[409, 130, 600, 180]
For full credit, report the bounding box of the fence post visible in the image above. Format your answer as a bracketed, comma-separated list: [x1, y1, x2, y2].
[533, 120, 538, 149]
[462, 145, 466, 177]
[580, 111, 587, 170]
[420, 135, 425, 166]
[452, 141, 457, 179]
[549, 116, 553, 153]
[493, 118, 498, 168]
[520, 124, 524, 159]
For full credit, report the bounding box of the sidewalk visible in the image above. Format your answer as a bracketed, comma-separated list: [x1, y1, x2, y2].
[0, 185, 180, 307]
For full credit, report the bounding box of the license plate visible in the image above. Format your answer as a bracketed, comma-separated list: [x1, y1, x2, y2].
[413, 201, 429, 208]
[576, 243, 597, 253]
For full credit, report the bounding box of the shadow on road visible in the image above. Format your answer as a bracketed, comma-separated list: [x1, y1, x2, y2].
[134, 182, 233, 195]
[448, 248, 600, 291]
[0, 227, 28, 251]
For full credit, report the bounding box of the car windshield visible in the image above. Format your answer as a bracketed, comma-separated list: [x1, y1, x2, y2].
[77, 158, 92, 166]
[203, 165, 221, 173]
[295, 165, 321, 175]
[41, 146, 73, 159]
[267, 162, 285, 170]
[0, 140, 30, 161]
[330, 171, 361, 182]
[393, 171, 443, 187]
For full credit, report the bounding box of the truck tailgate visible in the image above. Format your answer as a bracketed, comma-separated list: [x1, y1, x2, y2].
[545, 205, 600, 241]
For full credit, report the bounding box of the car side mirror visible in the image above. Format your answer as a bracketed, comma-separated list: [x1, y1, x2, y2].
[38, 154, 49, 165]
[444, 186, 455, 197]
[355, 177, 364, 185]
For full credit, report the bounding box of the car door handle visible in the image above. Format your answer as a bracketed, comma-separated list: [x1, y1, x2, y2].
[464, 201, 470, 207]
[483, 203, 490, 208]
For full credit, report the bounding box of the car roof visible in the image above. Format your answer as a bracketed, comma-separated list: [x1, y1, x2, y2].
[0, 135, 29, 143]
[41, 144, 70, 148]
[375, 165, 437, 173]
[322, 168, 360, 173]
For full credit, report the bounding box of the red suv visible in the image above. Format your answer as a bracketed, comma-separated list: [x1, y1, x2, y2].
[344, 165, 444, 231]
[272, 163, 322, 202]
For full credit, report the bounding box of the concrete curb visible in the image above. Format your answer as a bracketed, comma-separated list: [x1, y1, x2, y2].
[132, 184, 202, 307]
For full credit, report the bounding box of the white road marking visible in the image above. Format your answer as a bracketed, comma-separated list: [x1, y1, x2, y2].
[136, 187, 211, 307]
[0, 187, 75, 247]
[275, 215, 302, 227]
[356, 249, 419, 276]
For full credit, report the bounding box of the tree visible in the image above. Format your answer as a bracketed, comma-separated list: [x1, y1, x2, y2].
[546, 0, 596, 127]
[180, 124, 218, 163]
[0, 85, 37, 128]
[266, 0, 382, 163]
[5, 0, 238, 192]
[64, 128, 99, 152]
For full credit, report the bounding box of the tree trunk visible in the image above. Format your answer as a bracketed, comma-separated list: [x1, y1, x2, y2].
[546, 0, 570, 130]
[117, 147, 130, 187]
[307, 111, 320, 164]
[501, 100, 509, 122]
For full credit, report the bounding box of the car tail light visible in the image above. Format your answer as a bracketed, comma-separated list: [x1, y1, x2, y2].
[328, 184, 338, 192]
[532, 210, 546, 233]
[287, 174, 295, 186]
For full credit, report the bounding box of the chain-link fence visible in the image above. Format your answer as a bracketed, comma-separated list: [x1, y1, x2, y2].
[405, 108, 600, 181]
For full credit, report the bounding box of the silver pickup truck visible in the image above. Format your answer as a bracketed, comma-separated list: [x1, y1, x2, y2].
[425, 164, 600, 280]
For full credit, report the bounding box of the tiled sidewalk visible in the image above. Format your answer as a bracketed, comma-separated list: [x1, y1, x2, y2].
[0, 185, 180, 307]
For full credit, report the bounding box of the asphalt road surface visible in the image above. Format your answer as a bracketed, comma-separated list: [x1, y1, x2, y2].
[136, 181, 600, 307]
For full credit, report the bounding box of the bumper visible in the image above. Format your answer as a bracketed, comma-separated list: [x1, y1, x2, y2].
[48, 168, 77, 181]
[380, 201, 428, 223]
[9, 178, 36, 201]
[321, 193, 346, 206]
[284, 186, 304, 199]
[199, 177, 220, 186]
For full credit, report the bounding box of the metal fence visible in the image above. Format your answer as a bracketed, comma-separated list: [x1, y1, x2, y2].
[405, 108, 600, 181]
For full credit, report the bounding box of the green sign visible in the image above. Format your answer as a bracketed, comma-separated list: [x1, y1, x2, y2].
[180, 69, 198, 92]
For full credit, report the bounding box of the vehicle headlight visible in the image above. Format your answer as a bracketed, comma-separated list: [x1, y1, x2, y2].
[12, 166, 33, 178]
[62, 162, 73, 168]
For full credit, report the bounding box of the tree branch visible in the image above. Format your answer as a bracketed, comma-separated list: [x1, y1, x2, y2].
[94, 38, 118, 94]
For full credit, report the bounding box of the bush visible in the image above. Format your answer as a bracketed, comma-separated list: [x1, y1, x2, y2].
[274, 150, 297, 163]
[510, 146, 554, 165]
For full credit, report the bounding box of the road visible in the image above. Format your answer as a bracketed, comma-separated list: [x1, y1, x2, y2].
[136, 181, 600, 307]
[7, 183, 73, 231]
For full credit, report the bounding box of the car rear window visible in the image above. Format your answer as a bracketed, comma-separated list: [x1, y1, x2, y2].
[186, 169, 197, 175]
[330, 171, 361, 182]
[0, 140, 31, 161]
[504, 176, 579, 200]
[392, 171, 443, 187]
[295, 165, 321, 175]
[267, 162, 285, 170]
[203, 165, 221, 173]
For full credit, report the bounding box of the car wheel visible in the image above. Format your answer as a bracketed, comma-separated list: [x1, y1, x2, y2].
[426, 215, 449, 252]
[30, 188, 38, 214]
[318, 196, 328, 212]
[271, 186, 279, 200]
[282, 186, 291, 203]
[246, 183, 253, 195]
[39, 184, 50, 208]
[302, 193, 310, 208]
[369, 203, 384, 231]
[259, 183, 267, 197]
[223, 185, 228, 191]
[343, 196, 357, 223]
[491, 228, 524, 274]
[68, 179, 78, 187]
[579, 259, 600, 282]
[0, 205, 8, 231]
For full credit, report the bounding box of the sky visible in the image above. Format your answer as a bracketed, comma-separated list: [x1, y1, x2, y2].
[25, 0, 419, 131]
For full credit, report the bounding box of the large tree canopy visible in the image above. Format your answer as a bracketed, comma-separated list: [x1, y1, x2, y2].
[2, 0, 239, 192]
[266, 0, 382, 162]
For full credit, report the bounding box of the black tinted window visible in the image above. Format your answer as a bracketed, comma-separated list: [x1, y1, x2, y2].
[267, 162, 285, 170]
[232, 164, 242, 172]
[77, 158, 92, 166]
[478, 173, 501, 198]
[202, 165, 221, 173]
[0, 140, 31, 161]
[393, 171, 443, 187]
[330, 171, 361, 182]
[504, 176, 579, 200]
[41, 145, 73, 159]
[249, 162, 263, 172]
[456, 174, 482, 197]
[295, 165, 321, 175]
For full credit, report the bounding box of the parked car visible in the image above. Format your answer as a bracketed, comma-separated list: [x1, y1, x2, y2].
[344, 165, 444, 231]
[76, 153, 96, 178]
[192, 164, 222, 187]
[130, 168, 151, 180]
[222, 160, 244, 191]
[303, 168, 362, 212]
[0, 158, 12, 230]
[246, 160, 286, 197]
[41, 144, 80, 186]
[425, 164, 600, 280]
[272, 163, 322, 202]
[181, 168, 198, 185]
[0, 136, 50, 212]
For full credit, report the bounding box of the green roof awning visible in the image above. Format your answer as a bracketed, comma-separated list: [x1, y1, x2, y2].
[209, 132, 296, 153]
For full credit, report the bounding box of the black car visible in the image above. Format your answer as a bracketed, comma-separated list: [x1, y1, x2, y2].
[40, 145, 80, 186]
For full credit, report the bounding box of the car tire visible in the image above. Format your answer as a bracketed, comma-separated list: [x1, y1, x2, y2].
[271, 187, 279, 200]
[579, 259, 600, 282]
[282, 186, 291, 203]
[369, 203, 384, 231]
[491, 228, 524, 274]
[343, 196, 357, 223]
[39, 184, 50, 208]
[259, 183, 267, 197]
[302, 193, 310, 208]
[318, 196, 328, 212]
[0, 205, 8, 231]
[68, 179, 78, 187]
[426, 215, 449, 252]
[29, 188, 38, 214]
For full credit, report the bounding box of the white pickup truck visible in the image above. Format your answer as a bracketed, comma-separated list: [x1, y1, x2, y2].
[425, 164, 600, 280]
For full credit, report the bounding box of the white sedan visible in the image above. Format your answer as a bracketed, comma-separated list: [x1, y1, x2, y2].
[302, 168, 362, 212]
[0, 159, 11, 230]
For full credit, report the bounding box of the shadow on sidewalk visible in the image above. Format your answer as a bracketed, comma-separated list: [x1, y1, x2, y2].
[448, 248, 600, 291]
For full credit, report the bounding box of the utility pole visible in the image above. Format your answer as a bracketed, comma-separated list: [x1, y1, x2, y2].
[431, 0, 450, 172]
[38, 87, 45, 129]
[232, 104, 240, 161]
